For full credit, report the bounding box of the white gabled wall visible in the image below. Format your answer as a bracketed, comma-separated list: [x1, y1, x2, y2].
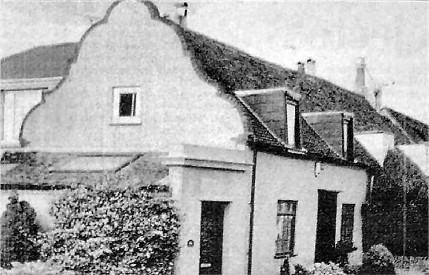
[23, 1, 245, 153]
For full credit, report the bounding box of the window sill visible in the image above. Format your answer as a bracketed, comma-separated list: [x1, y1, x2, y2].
[110, 117, 141, 126]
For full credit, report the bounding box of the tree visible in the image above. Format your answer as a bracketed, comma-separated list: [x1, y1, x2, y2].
[1, 191, 40, 268]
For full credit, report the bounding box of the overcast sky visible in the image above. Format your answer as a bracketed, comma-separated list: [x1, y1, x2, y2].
[1, 0, 428, 123]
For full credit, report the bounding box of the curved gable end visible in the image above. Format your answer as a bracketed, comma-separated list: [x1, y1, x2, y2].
[22, 0, 246, 152]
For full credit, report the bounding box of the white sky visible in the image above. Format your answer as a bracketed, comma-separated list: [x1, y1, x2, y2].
[1, 0, 428, 123]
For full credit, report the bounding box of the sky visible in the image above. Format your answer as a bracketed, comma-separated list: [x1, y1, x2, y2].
[1, 0, 428, 123]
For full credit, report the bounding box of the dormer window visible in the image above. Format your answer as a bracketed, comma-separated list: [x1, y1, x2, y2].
[286, 100, 299, 147]
[342, 115, 354, 160]
[112, 86, 141, 125]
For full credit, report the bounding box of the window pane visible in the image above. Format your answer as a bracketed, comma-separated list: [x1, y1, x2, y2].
[276, 201, 297, 256]
[119, 93, 136, 117]
[287, 104, 296, 146]
[340, 204, 355, 242]
[343, 122, 348, 156]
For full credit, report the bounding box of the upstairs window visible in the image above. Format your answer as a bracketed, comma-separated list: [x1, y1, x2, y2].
[340, 204, 355, 243]
[286, 99, 300, 147]
[112, 87, 141, 124]
[275, 200, 297, 258]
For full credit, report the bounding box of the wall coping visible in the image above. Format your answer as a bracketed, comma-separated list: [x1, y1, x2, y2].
[164, 144, 253, 171]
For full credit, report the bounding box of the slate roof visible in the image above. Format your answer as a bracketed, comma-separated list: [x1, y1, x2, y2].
[2, 1, 412, 168]
[397, 144, 429, 177]
[0, 152, 168, 188]
[1, 43, 77, 80]
[382, 107, 429, 144]
[175, 26, 412, 148]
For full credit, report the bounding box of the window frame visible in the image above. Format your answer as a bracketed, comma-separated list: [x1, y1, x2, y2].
[340, 203, 355, 243]
[342, 116, 354, 160]
[275, 200, 298, 258]
[285, 98, 300, 148]
[111, 86, 142, 125]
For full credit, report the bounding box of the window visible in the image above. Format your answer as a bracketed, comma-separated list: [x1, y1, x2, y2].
[275, 200, 297, 257]
[342, 117, 353, 160]
[112, 87, 141, 124]
[286, 99, 300, 147]
[340, 204, 355, 242]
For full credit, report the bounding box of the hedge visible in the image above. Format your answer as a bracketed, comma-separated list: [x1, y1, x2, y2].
[38, 180, 179, 275]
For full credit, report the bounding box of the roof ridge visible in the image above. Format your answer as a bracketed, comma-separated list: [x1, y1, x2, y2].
[1, 42, 78, 61]
[383, 107, 429, 127]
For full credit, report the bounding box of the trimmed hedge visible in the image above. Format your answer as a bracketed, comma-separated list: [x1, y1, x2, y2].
[38, 181, 179, 275]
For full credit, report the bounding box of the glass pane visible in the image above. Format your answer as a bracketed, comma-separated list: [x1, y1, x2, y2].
[276, 202, 297, 255]
[343, 122, 348, 156]
[119, 93, 136, 117]
[287, 104, 296, 146]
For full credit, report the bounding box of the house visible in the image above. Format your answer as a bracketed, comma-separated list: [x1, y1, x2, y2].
[0, 43, 77, 148]
[1, 0, 427, 274]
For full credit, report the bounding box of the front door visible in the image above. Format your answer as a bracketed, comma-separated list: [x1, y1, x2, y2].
[315, 190, 338, 263]
[199, 201, 226, 275]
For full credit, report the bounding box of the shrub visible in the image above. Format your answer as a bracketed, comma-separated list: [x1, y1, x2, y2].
[360, 244, 395, 275]
[293, 262, 345, 275]
[38, 181, 179, 275]
[0, 260, 74, 275]
[334, 240, 357, 267]
[313, 262, 346, 275]
[0, 192, 40, 268]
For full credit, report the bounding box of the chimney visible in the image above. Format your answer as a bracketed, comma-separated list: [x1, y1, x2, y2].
[354, 57, 366, 94]
[374, 88, 382, 112]
[297, 62, 305, 74]
[306, 58, 316, 76]
[175, 2, 188, 27]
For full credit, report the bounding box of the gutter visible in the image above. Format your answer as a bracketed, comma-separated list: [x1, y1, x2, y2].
[247, 137, 258, 275]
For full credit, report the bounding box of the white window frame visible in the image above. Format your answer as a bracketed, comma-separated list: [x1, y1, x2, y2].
[111, 86, 141, 125]
[286, 100, 297, 147]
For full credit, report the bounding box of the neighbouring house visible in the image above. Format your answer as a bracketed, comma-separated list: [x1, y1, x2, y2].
[0, 1, 427, 274]
[0, 43, 77, 148]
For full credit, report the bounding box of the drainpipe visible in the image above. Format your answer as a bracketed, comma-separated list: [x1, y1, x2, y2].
[248, 136, 258, 275]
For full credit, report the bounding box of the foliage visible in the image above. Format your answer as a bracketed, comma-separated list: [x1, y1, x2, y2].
[293, 262, 346, 275]
[334, 240, 357, 267]
[0, 193, 40, 269]
[360, 244, 396, 275]
[362, 151, 428, 257]
[38, 181, 179, 275]
[0, 260, 74, 275]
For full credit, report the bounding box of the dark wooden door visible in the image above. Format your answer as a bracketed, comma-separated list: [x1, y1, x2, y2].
[315, 190, 338, 263]
[199, 202, 226, 275]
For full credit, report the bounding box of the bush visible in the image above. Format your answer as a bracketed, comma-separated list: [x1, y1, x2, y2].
[360, 244, 395, 275]
[38, 181, 179, 275]
[0, 192, 40, 268]
[293, 262, 345, 275]
[334, 240, 357, 267]
[0, 260, 74, 275]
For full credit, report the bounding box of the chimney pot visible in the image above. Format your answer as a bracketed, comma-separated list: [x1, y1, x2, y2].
[306, 58, 316, 76]
[354, 57, 366, 94]
[175, 2, 188, 27]
[297, 62, 305, 74]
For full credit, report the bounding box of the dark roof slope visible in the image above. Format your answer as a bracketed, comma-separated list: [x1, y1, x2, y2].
[1, 152, 168, 187]
[1, 43, 77, 80]
[176, 27, 412, 147]
[382, 107, 429, 143]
